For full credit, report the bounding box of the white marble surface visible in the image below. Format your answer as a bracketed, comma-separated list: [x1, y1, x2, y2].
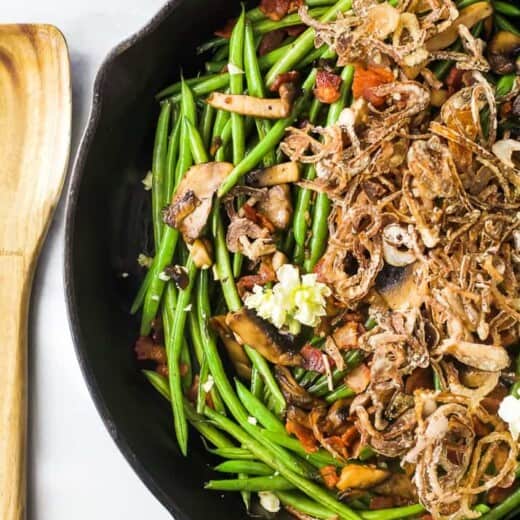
[4, 1, 171, 518]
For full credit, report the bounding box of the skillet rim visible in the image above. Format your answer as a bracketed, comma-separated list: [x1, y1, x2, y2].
[63, 1, 186, 518]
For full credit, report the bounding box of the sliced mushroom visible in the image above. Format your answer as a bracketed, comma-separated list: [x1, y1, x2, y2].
[256, 185, 293, 230]
[487, 31, 520, 75]
[425, 2, 493, 52]
[165, 162, 233, 242]
[210, 316, 252, 380]
[225, 308, 301, 366]
[336, 464, 390, 491]
[246, 162, 301, 187]
[275, 366, 324, 409]
[375, 263, 424, 310]
[207, 83, 296, 119]
[226, 216, 276, 261]
[382, 224, 417, 267]
[436, 339, 510, 372]
[188, 239, 213, 270]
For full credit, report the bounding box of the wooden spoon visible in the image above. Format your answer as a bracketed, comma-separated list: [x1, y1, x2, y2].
[0, 24, 71, 519]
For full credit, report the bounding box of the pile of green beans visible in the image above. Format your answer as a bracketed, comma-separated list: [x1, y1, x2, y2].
[132, 0, 520, 518]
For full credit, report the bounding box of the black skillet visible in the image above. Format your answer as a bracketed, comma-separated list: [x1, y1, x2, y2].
[64, 0, 295, 518]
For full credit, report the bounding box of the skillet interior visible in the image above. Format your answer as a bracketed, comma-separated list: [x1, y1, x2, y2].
[65, 0, 290, 518]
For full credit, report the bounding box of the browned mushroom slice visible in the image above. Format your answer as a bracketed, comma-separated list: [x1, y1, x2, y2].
[166, 162, 233, 242]
[225, 308, 302, 366]
[188, 239, 213, 270]
[436, 339, 510, 372]
[374, 263, 424, 311]
[246, 162, 301, 187]
[206, 84, 296, 119]
[425, 2, 493, 51]
[256, 185, 293, 230]
[275, 366, 324, 409]
[336, 464, 390, 491]
[487, 31, 520, 75]
[210, 316, 252, 380]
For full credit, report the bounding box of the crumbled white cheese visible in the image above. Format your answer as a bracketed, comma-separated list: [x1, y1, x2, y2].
[247, 416, 258, 426]
[245, 264, 331, 335]
[228, 63, 244, 75]
[142, 171, 153, 191]
[121, 272, 129, 279]
[151, 295, 160, 302]
[258, 492, 280, 513]
[202, 375, 214, 393]
[183, 304, 193, 312]
[158, 271, 170, 282]
[499, 395, 520, 440]
[137, 254, 153, 268]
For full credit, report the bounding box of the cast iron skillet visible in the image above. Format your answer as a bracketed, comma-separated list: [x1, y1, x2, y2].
[65, 1, 289, 518]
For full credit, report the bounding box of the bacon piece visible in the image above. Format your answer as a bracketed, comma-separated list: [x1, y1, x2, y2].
[156, 364, 169, 377]
[333, 320, 363, 350]
[320, 465, 339, 489]
[286, 419, 319, 452]
[269, 71, 301, 93]
[242, 203, 276, 233]
[314, 69, 343, 104]
[259, 29, 287, 56]
[352, 64, 394, 108]
[260, 0, 304, 21]
[345, 364, 370, 394]
[236, 260, 276, 297]
[300, 344, 329, 373]
[135, 336, 167, 364]
[215, 18, 236, 38]
[286, 24, 306, 37]
[445, 66, 464, 96]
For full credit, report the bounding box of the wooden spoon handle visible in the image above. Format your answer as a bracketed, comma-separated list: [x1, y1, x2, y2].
[0, 253, 31, 520]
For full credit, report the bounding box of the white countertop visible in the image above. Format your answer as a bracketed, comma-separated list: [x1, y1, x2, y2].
[5, 1, 171, 518]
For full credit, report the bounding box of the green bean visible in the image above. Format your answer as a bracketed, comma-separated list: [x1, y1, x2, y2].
[475, 504, 492, 514]
[130, 265, 154, 314]
[244, 346, 287, 417]
[214, 460, 274, 476]
[358, 446, 375, 461]
[206, 475, 293, 492]
[151, 102, 171, 247]
[250, 367, 265, 399]
[218, 69, 318, 197]
[265, 0, 352, 86]
[494, 0, 520, 17]
[496, 73, 516, 97]
[209, 447, 255, 460]
[455, 0, 481, 8]
[165, 110, 183, 201]
[204, 407, 362, 520]
[142, 371, 234, 449]
[308, 350, 363, 396]
[248, 0, 334, 23]
[175, 81, 197, 181]
[199, 102, 216, 151]
[197, 356, 210, 414]
[262, 430, 343, 468]
[305, 65, 354, 272]
[245, 22, 276, 167]
[211, 106, 231, 157]
[299, 370, 321, 388]
[184, 117, 210, 164]
[166, 258, 197, 455]
[197, 37, 228, 55]
[229, 8, 246, 165]
[496, 14, 520, 35]
[162, 74, 231, 102]
[325, 384, 355, 403]
[205, 60, 226, 73]
[236, 380, 287, 435]
[254, 8, 328, 35]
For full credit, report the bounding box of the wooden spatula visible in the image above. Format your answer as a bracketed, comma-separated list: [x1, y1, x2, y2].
[0, 24, 71, 519]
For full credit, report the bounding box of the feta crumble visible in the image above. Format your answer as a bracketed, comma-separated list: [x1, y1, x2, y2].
[247, 416, 258, 426]
[142, 171, 153, 191]
[258, 492, 280, 513]
[202, 375, 214, 393]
